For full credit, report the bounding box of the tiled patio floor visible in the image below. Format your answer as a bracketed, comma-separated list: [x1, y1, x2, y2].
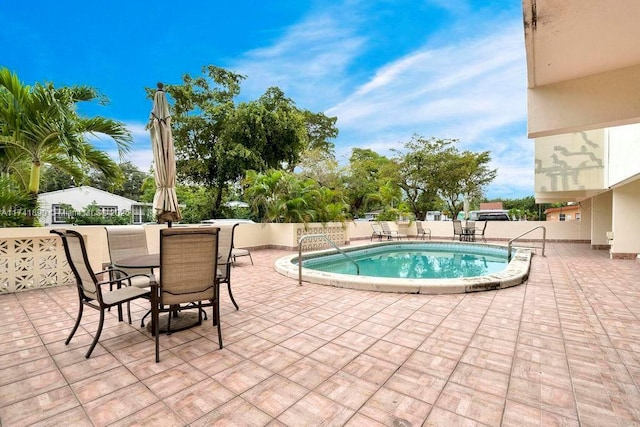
[1, 242, 640, 426]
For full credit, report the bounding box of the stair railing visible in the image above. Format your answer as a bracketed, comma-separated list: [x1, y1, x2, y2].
[507, 226, 547, 260]
[298, 234, 359, 285]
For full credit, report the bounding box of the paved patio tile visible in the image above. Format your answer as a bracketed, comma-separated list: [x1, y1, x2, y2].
[1, 242, 639, 426]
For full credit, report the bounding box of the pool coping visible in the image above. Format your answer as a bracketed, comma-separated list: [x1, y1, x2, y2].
[274, 241, 533, 294]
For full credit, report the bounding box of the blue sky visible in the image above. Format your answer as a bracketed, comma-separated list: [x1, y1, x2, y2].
[2, 0, 531, 199]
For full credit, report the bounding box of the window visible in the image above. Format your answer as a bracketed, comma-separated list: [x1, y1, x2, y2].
[52, 204, 71, 224]
[99, 206, 118, 217]
[576, 213, 581, 221]
[132, 205, 145, 224]
[559, 213, 566, 221]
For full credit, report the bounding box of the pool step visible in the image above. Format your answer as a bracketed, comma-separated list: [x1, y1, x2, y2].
[511, 245, 540, 255]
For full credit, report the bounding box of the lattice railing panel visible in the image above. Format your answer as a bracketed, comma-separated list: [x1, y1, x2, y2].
[0, 236, 72, 294]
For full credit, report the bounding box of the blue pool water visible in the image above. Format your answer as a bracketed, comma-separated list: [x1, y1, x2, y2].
[301, 243, 508, 279]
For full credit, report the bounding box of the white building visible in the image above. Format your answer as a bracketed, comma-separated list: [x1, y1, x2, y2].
[524, 0, 640, 259]
[37, 186, 151, 226]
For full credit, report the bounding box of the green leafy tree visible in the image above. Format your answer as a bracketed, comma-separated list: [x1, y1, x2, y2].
[243, 169, 347, 224]
[0, 176, 31, 226]
[39, 166, 77, 193]
[485, 195, 547, 220]
[172, 186, 216, 224]
[243, 169, 297, 223]
[394, 135, 496, 220]
[0, 68, 131, 225]
[344, 148, 399, 217]
[297, 147, 343, 189]
[89, 161, 150, 200]
[296, 110, 338, 170]
[393, 135, 442, 219]
[311, 187, 350, 224]
[139, 175, 156, 203]
[165, 65, 337, 218]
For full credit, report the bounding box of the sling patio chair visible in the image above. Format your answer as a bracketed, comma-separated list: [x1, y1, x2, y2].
[150, 227, 222, 362]
[452, 220, 464, 241]
[51, 229, 150, 358]
[105, 225, 154, 326]
[475, 220, 488, 242]
[201, 223, 242, 310]
[416, 221, 432, 240]
[216, 223, 242, 310]
[371, 223, 387, 241]
[381, 222, 407, 240]
[231, 247, 253, 265]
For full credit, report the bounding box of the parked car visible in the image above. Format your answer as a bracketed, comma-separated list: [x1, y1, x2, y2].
[477, 212, 510, 221]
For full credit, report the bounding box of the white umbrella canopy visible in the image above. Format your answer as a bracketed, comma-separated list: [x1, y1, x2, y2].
[150, 83, 182, 225]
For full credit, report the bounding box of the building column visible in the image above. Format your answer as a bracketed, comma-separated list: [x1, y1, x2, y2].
[590, 191, 612, 250]
[611, 181, 640, 259]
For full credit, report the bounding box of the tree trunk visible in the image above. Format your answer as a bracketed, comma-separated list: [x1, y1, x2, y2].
[22, 161, 42, 226]
[24, 191, 38, 227]
[28, 161, 41, 194]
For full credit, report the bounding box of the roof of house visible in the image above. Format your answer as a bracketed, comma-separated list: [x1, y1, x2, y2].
[544, 205, 581, 214]
[38, 186, 141, 204]
[480, 202, 504, 210]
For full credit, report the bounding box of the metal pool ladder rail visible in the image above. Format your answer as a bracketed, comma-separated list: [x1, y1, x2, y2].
[508, 225, 546, 260]
[298, 234, 360, 285]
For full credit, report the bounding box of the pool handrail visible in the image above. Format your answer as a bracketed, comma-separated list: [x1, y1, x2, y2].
[298, 234, 360, 285]
[508, 225, 546, 260]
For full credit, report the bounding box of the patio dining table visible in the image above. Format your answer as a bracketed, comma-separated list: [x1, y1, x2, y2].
[113, 254, 159, 270]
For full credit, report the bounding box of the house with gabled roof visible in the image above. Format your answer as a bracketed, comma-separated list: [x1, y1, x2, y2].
[37, 186, 152, 226]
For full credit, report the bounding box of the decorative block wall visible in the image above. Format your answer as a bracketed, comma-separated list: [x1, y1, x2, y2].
[0, 236, 73, 294]
[297, 225, 347, 251]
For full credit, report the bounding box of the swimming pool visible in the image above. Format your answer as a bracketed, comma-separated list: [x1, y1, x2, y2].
[302, 244, 508, 279]
[274, 241, 532, 294]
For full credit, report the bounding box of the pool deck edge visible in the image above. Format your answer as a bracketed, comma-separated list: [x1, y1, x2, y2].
[274, 243, 533, 294]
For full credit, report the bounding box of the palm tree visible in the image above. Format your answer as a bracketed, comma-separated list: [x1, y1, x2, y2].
[244, 169, 320, 223]
[0, 176, 30, 226]
[0, 68, 131, 225]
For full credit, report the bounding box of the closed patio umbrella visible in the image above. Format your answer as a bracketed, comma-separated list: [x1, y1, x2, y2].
[150, 83, 181, 226]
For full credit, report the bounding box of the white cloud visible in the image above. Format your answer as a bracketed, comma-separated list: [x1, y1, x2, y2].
[323, 22, 531, 198]
[232, 12, 366, 110]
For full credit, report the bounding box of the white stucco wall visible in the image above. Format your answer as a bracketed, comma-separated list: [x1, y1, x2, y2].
[534, 129, 605, 195]
[611, 180, 640, 257]
[591, 191, 613, 247]
[607, 124, 640, 187]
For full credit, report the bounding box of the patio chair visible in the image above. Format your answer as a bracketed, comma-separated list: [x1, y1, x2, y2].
[151, 227, 222, 362]
[104, 225, 153, 287]
[105, 225, 153, 326]
[463, 221, 476, 241]
[475, 221, 488, 242]
[416, 221, 432, 240]
[231, 247, 253, 265]
[220, 223, 243, 309]
[202, 223, 240, 310]
[371, 223, 386, 241]
[381, 222, 407, 240]
[452, 220, 464, 240]
[51, 229, 150, 358]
